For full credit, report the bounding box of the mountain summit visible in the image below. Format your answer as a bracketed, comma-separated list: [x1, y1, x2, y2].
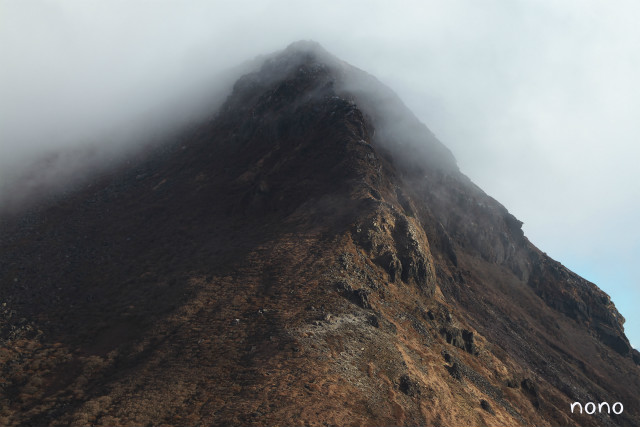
[1, 41, 639, 426]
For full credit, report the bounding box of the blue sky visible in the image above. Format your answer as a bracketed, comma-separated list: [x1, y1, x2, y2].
[2, 0, 639, 347]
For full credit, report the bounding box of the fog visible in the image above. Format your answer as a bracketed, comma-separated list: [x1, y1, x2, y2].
[2, 1, 639, 346]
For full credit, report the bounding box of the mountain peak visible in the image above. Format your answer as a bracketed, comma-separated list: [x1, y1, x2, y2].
[1, 43, 639, 426]
[284, 39, 329, 54]
[225, 40, 459, 176]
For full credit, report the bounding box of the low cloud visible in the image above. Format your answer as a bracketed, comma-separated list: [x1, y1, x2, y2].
[1, 0, 639, 345]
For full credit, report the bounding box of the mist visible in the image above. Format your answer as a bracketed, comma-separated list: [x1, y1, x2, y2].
[2, 1, 639, 346]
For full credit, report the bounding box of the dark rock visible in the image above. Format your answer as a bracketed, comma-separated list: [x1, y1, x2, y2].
[393, 215, 436, 296]
[596, 324, 631, 356]
[336, 282, 371, 309]
[335, 280, 353, 293]
[398, 374, 420, 396]
[367, 314, 379, 328]
[351, 289, 371, 309]
[441, 327, 461, 348]
[506, 378, 519, 388]
[440, 326, 476, 355]
[521, 378, 538, 397]
[461, 329, 477, 355]
[376, 251, 402, 282]
[400, 256, 429, 290]
[521, 377, 542, 408]
[480, 399, 495, 414]
[447, 362, 463, 381]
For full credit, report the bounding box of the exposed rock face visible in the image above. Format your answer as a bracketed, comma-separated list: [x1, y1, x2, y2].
[1, 41, 639, 426]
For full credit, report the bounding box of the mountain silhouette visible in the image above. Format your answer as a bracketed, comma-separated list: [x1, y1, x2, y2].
[1, 41, 639, 426]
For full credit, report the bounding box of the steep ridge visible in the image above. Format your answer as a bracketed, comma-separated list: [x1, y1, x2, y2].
[1, 41, 639, 426]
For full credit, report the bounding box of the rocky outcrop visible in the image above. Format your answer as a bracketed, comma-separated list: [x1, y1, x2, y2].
[353, 204, 437, 297]
[527, 252, 630, 356]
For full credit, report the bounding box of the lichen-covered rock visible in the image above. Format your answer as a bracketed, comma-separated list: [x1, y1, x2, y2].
[353, 206, 437, 297]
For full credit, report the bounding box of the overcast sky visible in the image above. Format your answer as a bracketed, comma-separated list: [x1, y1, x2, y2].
[2, 0, 639, 347]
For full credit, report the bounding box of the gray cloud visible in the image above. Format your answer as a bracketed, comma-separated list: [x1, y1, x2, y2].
[1, 0, 639, 346]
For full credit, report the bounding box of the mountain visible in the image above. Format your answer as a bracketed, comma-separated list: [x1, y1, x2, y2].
[1, 41, 639, 426]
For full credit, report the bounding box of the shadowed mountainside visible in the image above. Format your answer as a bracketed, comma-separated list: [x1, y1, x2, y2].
[1, 41, 639, 426]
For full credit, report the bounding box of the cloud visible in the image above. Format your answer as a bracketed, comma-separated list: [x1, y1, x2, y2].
[1, 0, 639, 345]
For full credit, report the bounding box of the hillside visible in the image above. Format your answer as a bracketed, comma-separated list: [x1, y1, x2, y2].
[1, 41, 639, 426]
